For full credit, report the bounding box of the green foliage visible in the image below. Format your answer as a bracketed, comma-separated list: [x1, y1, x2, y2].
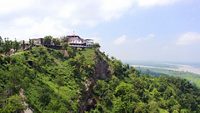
[0, 95, 25, 113]
[52, 38, 61, 45]
[12, 39, 20, 52]
[93, 43, 100, 48]
[0, 46, 199, 113]
[67, 46, 75, 57]
[92, 58, 200, 113]
[0, 37, 20, 55]
[44, 35, 53, 45]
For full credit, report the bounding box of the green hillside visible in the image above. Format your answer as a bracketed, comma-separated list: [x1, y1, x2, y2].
[137, 67, 200, 88]
[0, 46, 200, 113]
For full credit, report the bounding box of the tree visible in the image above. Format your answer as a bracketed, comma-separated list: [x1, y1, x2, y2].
[55, 75, 65, 96]
[0, 36, 3, 53]
[62, 43, 68, 49]
[2, 95, 25, 113]
[52, 38, 61, 45]
[67, 46, 75, 57]
[112, 59, 124, 78]
[134, 102, 147, 113]
[0, 36, 2, 46]
[3, 38, 12, 55]
[148, 101, 159, 113]
[44, 36, 53, 45]
[29, 39, 34, 47]
[13, 39, 20, 52]
[39, 87, 51, 107]
[93, 43, 100, 48]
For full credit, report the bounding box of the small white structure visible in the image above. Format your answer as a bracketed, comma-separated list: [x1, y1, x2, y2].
[20, 40, 30, 50]
[30, 38, 44, 45]
[85, 39, 94, 47]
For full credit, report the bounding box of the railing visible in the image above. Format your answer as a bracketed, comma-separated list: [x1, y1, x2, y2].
[69, 44, 93, 48]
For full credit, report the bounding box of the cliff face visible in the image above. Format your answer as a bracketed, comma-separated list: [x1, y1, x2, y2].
[79, 50, 111, 112]
[94, 51, 111, 79]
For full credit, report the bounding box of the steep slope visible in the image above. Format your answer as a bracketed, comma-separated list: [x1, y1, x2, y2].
[0, 46, 199, 113]
[0, 46, 111, 112]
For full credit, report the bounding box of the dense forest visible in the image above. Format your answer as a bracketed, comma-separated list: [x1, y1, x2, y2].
[0, 39, 200, 112]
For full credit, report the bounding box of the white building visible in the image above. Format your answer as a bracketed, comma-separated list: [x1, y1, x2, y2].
[64, 35, 94, 48]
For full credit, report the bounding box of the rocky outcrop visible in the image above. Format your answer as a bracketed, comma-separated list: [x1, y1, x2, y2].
[78, 50, 111, 112]
[78, 78, 96, 112]
[19, 88, 33, 113]
[59, 50, 69, 57]
[94, 51, 111, 79]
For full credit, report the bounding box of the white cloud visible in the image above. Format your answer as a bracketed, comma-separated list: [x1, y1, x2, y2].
[176, 32, 200, 45]
[113, 33, 155, 46]
[13, 17, 36, 27]
[100, 0, 135, 21]
[0, 0, 181, 40]
[0, 0, 34, 15]
[57, 0, 135, 26]
[114, 35, 127, 45]
[135, 33, 155, 42]
[1, 17, 69, 40]
[138, 0, 180, 7]
[0, 0, 135, 40]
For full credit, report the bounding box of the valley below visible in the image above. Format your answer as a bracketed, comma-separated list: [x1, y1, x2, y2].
[132, 62, 200, 87]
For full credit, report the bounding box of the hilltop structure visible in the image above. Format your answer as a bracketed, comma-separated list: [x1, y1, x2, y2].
[20, 35, 94, 50]
[63, 35, 94, 48]
[30, 38, 44, 46]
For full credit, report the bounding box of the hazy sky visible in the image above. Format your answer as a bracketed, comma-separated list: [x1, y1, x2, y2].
[1, 0, 200, 63]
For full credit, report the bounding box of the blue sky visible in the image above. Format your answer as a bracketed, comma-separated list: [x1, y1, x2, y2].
[1, 0, 200, 63]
